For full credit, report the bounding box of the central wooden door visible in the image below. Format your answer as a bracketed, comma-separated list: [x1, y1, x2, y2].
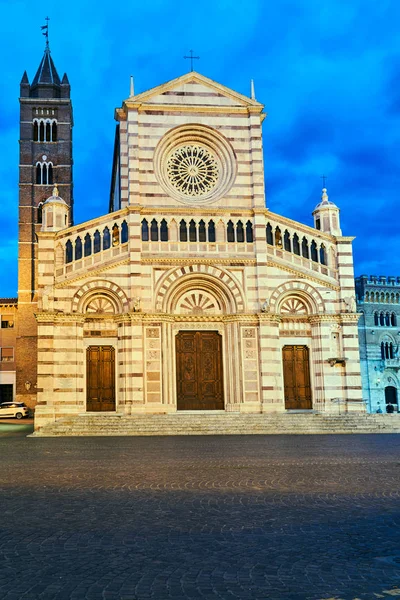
[282, 345, 312, 410]
[176, 331, 224, 410]
[86, 345, 116, 412]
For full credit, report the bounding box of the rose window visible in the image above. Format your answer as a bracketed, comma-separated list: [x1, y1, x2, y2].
[166, 145, 219, 197]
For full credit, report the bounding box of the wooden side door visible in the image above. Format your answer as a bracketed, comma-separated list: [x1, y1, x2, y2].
[176, 331, 224, 410]
[87, 345, 115, 412]
[282, 345, 312, 410]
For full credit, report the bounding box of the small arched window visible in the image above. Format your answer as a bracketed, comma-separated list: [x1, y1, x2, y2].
[320, 244, 326, 265]
[381, 342, 385, 359]
[150, 219, 158, 242]
[93, 230, 101, 253]
[380, 312, 385, 326]
[75, 237, 82, 260]
[141, 219, 149, 242]
[84, 233, 92, 257]
[112, 224, 120, 246]
[36, 164, 42, 184]
[236, 221, 244, 243]
[391, 313, 397, 326]
[65, 240, 73, 263]
[227, 220, 235, 243]
[275, 227, 282, 248]
[52, 122, 57, 142]
[160, 219, 168, 242]
[39, 121, 45, 142]
[386, 313, 391, 326]
[284, 230, 291, 252]
[208, 220, 216, 243]
[385, 342, 390, 359]
[374, 312, 379, 326]
[37, 202, 43, 224]
[33, 121, 39, 141]
[48, 164, 53, 185]
[246, 221, 253, 243]
[293, 234, 300, 255]
[302, 237, 309, 259]
[198, 220, 206, 242]
[121, 220, 128, 243]
[103, 227, 111, 250]
[180, 220, 187, 242]
[266, 223, 273, 245]
[189, 220, 197, 242]
[46, 122, 51, 142]
[390, 343, 394, 359]
[311, 240, 318, 262]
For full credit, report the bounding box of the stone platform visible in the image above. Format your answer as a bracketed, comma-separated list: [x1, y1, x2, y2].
[31, 412, 400, 436]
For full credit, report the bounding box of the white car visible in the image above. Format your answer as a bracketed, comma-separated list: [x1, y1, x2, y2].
[0, 402, 29, 419]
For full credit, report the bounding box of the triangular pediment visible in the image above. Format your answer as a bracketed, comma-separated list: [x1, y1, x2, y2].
[127, 72, 263, 109]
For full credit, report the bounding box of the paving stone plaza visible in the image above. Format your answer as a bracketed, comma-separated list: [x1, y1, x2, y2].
[1, 428, 400, 600]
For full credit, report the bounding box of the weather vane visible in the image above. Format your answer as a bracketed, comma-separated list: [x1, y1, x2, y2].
[321, 174, 327, 188]
[184, 50, 200, 72]
[41, 16, 50, 48]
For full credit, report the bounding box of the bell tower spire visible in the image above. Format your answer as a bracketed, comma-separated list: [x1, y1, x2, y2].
[16, 28, 73, 405]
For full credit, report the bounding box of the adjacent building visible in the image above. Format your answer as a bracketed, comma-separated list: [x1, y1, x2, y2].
[356, 275, 400, 413]
[0, 299, 18, 403]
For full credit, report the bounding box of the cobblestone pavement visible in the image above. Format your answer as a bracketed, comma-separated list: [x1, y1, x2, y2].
[1, 431, 400, 600]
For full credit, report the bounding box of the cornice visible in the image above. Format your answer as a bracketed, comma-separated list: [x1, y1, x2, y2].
[35, 312, 85, 324]
[55, 258, 130, 288]
[131, 104, 263, 117]
[141, 257, 256, 266]
[266, 258, 340, 291]
[136, 206, 255, 217]
[266, 210, 336, 243]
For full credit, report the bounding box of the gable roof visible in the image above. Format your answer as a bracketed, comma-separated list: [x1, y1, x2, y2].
[126, 71, 263, 109]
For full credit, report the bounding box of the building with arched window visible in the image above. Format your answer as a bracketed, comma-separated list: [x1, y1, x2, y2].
[355, 275, 400, 413]
[12, 41, 365, 433]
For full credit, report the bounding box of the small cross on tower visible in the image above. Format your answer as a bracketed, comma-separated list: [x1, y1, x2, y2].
[184, 50, 200, 72]
[321, 174, 328, 188]
[41, 16, 50, 47]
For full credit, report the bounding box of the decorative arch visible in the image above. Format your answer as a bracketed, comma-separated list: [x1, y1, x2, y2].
[71, 280, 130, 314]
[155, 265, 245, 313]
[270, 281, 325, 314]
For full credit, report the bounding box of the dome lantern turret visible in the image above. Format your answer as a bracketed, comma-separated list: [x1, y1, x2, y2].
[312, 187, 341, 236]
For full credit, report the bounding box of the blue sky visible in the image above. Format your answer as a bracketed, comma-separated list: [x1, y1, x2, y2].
[0, 0, 399, 297]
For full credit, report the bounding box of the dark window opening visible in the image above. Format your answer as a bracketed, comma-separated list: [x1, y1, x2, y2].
[236, 221, 244, 243]
[302, 237, 309, 259]
[65, 240, 73, 263]
[112, 224, 120, 246]
[246, 221, 253, 243]
[160, 219, 168, 242]
[198, 220, 206, 242]
[293, 234, 300, 255]
[311, 240, 318, 262]
[141, 219, 149, 242]
[75, 237, 82, 260]
[266, 223, 273, 245]
[227, 220, 235, 243]
[284, 230, 291, 252]
[84, 234, 92, 257]
[93, 230, 101, 253]
[189, 220, 197, 242]
[180, 220, 187, 242]
[103, 227, 111, 250]
[121, 220, 128, 243]
[208, 220, 216, 243]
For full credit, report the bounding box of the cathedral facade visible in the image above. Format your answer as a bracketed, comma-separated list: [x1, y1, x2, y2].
[18, 47, 364, 431]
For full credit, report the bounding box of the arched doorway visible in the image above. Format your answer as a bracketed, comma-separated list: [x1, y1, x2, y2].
[385, 386, 398, 412]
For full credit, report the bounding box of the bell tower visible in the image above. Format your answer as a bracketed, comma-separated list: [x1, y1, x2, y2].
[16, 39, 73, 404]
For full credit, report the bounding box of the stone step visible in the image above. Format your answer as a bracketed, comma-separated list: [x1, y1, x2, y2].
[31, 413, 400, 437]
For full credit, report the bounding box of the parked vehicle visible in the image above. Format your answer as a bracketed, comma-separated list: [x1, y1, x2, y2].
[0, 402, 29, 419]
